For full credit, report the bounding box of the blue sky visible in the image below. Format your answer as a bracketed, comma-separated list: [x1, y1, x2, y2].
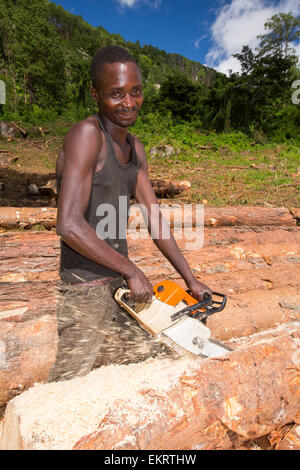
[52, 0, 300, 74]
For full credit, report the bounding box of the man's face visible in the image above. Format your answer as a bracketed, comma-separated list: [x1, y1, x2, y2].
[91, 62, 144, 128]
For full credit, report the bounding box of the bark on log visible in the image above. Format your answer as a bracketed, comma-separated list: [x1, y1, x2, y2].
[153, 205, 296, 228]
[0, 207, 57, 229]
[268, 423, 300, 450]
[0, 315, 57, 405]
[73, 322, 300, 450]
[149, 179, 191, 197]
[0, 205, 296, 229]
[273, 425, 300, 450]
[10, 122, 27, 138]
[1, 322, 299, 450]
[290, 207, 300, 221]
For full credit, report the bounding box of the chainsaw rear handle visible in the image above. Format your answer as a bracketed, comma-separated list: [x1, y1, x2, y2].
[171, 292, 227, 322]
[170, 293, 211, 321]
[194, 292, 227, 321]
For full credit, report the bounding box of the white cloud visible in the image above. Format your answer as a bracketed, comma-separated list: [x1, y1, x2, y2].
[116, 0, 161, 8]
[216, 56, 241, 75]
[194, 34, 208, 49]
[206, 0, 300, 75]
[117, 0, 139, 6]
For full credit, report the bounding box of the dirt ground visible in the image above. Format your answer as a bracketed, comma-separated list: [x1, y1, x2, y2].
[0, 134, 299, 208]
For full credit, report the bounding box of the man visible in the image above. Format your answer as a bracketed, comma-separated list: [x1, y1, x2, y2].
[48, 46, 212, 382]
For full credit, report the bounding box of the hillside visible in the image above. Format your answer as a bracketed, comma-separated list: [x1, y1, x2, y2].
[0, 0, 217, 116]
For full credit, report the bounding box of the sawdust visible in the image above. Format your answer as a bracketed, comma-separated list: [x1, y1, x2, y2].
[2, 355, 201, 450]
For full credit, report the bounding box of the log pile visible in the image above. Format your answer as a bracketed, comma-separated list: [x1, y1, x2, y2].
[0, 205, 299, 449]
[1, 322, 300, 450]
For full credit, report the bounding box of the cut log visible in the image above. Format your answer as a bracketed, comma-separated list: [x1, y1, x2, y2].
[1, 322, 299, 450]
[38, 179, 57, 198]
[150, 179, 191, 197]
[0, 315, 57, 405]
[0, 205, 296, 230]
[290, 207, 300, 222]
[273, 425, 300, 450]
[26, 184, 39, 197]
[0, 155, 18, 166]
[0, 207, 57, 229]
[163, 205, 296, 227]
[10, 122, 27, 138]
[0, 227, 299, 412]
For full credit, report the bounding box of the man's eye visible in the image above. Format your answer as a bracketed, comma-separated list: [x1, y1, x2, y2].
[111, 91, 121, 98]
[133, 89, 142, 95]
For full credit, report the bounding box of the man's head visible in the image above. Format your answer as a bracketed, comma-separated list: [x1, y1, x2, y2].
[90, 46, 143, 128]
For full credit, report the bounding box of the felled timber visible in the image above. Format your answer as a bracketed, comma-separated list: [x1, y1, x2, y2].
[0, 225, 299, 409]
[0, 207, 57, 229]
[0, 315, 57, 405]
[1, 322, 299, 450]
[150, 205, 296, 228]
[149, 179, 191, 197]
[290, 207, 300, 222]
[0, 205, 296, 229]
[268, 424, 300, 450]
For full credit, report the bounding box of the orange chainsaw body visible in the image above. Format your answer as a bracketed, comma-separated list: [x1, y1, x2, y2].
[153, 280, 203, 314]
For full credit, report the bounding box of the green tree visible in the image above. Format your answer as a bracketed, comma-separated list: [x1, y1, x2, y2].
[257, 12, 300, 58]
[158, 72, 203, 122]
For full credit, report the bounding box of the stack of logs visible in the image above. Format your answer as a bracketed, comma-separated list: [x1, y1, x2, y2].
[0, 205, 299, 450]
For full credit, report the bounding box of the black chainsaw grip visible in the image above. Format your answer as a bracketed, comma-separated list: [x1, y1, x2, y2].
[170, 294, 212, 321]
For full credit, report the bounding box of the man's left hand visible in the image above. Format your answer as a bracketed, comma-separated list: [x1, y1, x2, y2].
[186, 278, 213, 301]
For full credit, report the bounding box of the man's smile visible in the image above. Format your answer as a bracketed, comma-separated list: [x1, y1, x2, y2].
[117, 109, 139, 118]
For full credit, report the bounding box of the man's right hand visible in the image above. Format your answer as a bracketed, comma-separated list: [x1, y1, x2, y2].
[125, 268, 153, 304]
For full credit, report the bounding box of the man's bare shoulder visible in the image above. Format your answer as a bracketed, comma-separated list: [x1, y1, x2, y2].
[64, 115, 103, 146]
[57, 116, 103, 175]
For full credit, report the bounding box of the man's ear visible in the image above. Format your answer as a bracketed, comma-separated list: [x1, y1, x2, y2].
[90, 86, 99, 103]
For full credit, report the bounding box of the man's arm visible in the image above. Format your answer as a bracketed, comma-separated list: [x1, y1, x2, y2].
[56, 120, 153, 301]
[132, 138, 212, 301]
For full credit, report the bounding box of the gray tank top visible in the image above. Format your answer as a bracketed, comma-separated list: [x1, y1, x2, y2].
[57, 114, 139, 283]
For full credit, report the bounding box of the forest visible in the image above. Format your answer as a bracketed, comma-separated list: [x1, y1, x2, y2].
[0, 0, 299, 143]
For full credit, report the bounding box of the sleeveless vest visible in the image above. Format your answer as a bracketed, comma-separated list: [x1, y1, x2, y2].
[57, 114, 139, 283]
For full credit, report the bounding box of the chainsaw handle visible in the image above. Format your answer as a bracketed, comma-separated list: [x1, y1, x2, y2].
[170, 294, 212, 321]
[115, 288, 131, 303]
[171, 292, 227, 322]
[210, 292, 227, 312]
[194, 292, 227, 321]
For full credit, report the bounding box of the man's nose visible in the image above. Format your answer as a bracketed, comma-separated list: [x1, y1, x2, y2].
[122, 94, 135, 109]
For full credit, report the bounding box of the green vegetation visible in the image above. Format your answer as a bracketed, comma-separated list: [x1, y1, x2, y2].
[0, 0, 215, 123]
[0, 2, 299, 208]
[1, 1, 299, 145]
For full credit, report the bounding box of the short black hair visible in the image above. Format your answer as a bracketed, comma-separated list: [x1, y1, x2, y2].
[91, 45, 139, 88]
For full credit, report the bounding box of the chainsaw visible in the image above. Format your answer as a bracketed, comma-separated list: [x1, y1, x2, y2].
[114, 280, 232, 359]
